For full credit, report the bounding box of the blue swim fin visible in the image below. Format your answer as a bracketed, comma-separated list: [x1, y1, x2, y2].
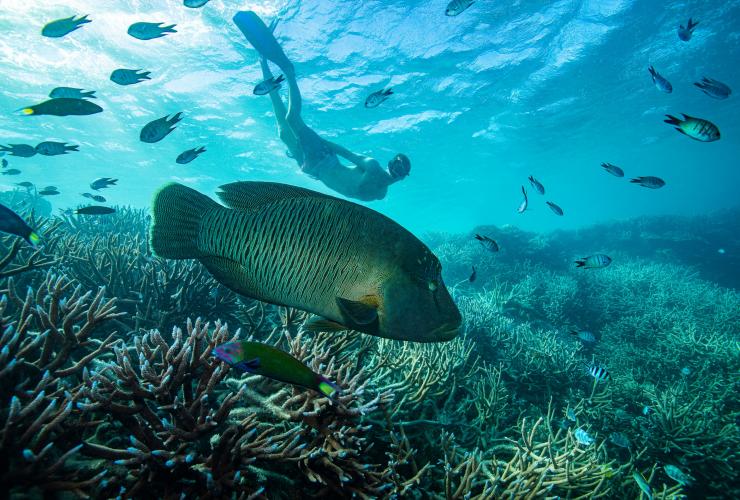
[233, 11, 292, 70]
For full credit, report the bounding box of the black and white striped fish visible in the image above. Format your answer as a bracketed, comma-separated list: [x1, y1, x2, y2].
[150, 182, 462, 342]
[575, 254, 612, 269]
[475, 234, 499, 252]
[587, 363, 611, 381]
[664, 114, 720, 142]
[694, 77, 732, 100]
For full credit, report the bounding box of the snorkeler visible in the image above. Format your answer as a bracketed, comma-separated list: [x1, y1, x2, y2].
[233, 11, 410, 202]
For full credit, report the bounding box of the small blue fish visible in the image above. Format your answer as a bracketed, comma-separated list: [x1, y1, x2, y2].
[1, 169, 21, 175]
[140, 113, 183, 143]
[1, 159, 7, 168]
[35, 141, 79, 156]
[694, 77, 732, 100]
[49, 87, 96, 99]
[566, 408, 577, 421]
[570, 330, 597, 343]
[42, 15, 91, 38]
[528, 175, 545, 195]
[574, 428, 594, 446]
[642, 405, 651, 416]
[575, 254, 612, 269]
[176, 146, 206, 164]
[110, 69, 151, 86]
[0, 144, 37, 158]
[90, 177, 117, 191]
[678, 18, 698, 42]
[184, 0, 211, 7]
[82, 193, 106, 203]
[253, 75, 285, 96]
[648, 66, 672, 94]
[127, 22, 177, 41]
[546, 201, 563, 216]
[601, 162, 624, 177]
[630, 176, 665, 189]
[664, 465, 693, 486]
[468, 266, 477, 283]
[365, 88, 393, 108]
[445, 0, 475, 16]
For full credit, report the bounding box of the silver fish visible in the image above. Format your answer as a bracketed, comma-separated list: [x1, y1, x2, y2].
[694, 77, 732, 100]
[546, 201, 563, 216]
[528, 175, 545, 195]
[365, 88, 393, 108]
[648, 66, 672, 93]
[601, 162, 624, 177]
[664, 114, 720, 142]
[110, 68, 151, 86]
[678, 18, 698, 42]
[42, 15, 91, 38]
[127, 22, 177, 41]
[445, 0, 475, 17]
[140, 113, 183, 143]
[253, 75, 285, 96]
[630, 176, 665, 189]
[517, 186, 528, 214]
[150, 181, 462, 342]
[475, 234, 499, 252]
[575, 254, 612, 269]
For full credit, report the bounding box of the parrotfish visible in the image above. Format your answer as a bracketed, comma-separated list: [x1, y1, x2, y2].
[49, 87, 96, 99]
[19, 98, 102, 117]
[213, 341, 340, 398]
[445, 0, 475, 16]
[664, 465, 693, 486]
[253, 75, 285, 96]
[184, 0, 211, 8]
[0, 144, 37, 158]
[35, 141, 79, 156]
[546, 201, 564, 216]
[0, 203, 40, 246]
[75, 206, 115, 215]
[90, 177, 118, 191]
[110, 69, 151, 86]
[475, 233, 499, 252]
[41, 15, 91, 38]
[664, 114, 720, 142]
[176, 146, 206, 164]
[694, 77, 732, 100]
[150, 181, 461, 342]
[648, 66, 672, 93]
[517, 186, 528, 214]
[528, 175, 545, 195]
[678, 18, 698, 42]
[633, 471, 653, 500]
[630, 176, 665, 189]
[365, 88, 393, 108]
[140, 113, 183, 143]
[600, 162, 624, 177]
[127, 22, 177, 40]
[575, 254, 612, 269]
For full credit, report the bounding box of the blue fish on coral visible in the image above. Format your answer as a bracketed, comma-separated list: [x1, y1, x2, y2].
[42, 15, 91, 38]
[213, 341, 340, 398]
[127, 22, 177, 40]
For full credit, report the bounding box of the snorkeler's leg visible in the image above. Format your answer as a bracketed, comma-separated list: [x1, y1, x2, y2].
[260, 57, 302, 160]
[233, 11, 293, 70]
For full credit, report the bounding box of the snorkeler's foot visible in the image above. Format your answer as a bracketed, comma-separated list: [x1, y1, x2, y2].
[233, 11, 292, 71]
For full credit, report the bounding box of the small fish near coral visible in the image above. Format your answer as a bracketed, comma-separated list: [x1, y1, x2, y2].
[575, 254, 612, 269]
[213, 341, 340, 398]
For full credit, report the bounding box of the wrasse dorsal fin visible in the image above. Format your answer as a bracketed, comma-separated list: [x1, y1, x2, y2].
[337, 296, 379, 325]
[217, 181, 337, 212]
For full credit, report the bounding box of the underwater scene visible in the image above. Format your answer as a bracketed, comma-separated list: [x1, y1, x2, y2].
[1, 1, 739, 499]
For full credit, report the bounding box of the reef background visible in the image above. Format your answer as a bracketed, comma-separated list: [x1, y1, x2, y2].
[1, 194, 738, 499]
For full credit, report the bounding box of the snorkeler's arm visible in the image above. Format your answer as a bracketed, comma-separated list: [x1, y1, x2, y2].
[322, 140, 371, 170]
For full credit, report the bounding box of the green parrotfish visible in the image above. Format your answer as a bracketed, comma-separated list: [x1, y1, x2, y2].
[213, 341, 339, 397]
[150, 182, 461, 342]
[19, 98, 102, 117]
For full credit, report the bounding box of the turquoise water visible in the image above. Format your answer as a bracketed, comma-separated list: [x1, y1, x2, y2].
[1, 0, 738, 234]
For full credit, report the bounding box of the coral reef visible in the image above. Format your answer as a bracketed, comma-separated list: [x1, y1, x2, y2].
[1, 208, 738, 498]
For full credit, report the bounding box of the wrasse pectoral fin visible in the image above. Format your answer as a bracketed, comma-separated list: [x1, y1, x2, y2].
[234, 358, 260, 373]
[304, 316, 350, 332]
[337, 296, 378, 325]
